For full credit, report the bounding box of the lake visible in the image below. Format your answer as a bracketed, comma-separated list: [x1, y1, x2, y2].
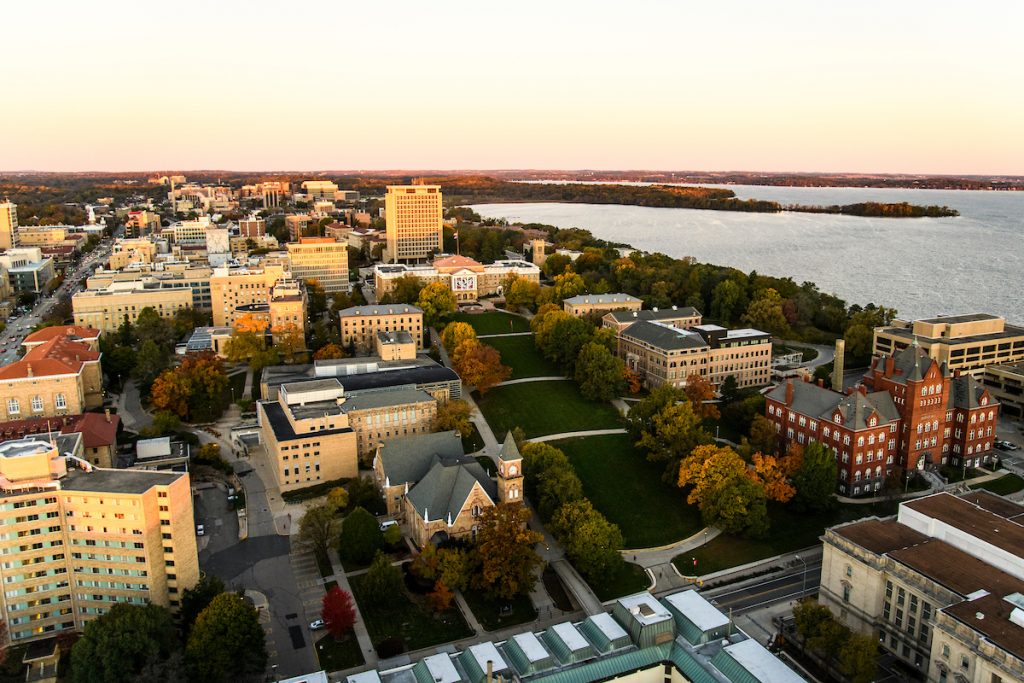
[468, 185, 1024, 321]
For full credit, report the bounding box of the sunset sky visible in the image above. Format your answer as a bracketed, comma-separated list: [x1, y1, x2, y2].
[3, 1, 1022, 174]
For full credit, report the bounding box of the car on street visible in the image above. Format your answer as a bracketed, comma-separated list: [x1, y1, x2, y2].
[196, 524, 205, 536]
[996, 440, 1020, 451]
[309, 619, 325, 630]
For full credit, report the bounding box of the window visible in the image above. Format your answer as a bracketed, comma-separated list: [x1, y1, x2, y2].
[7, 399, 19, 415]
[31, 396, 43, 412]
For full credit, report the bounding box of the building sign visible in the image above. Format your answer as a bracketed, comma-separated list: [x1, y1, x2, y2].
[452, 274, 476, 292]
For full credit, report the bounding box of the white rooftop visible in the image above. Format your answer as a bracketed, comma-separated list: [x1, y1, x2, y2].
[589, 612, 629, 641]
[664, 590, 730, 632]
[550, 622, 590, 652]
[723, 639, 804, 683]
[421, 654, 461, 683]
[724, 328, 768, 339]
[511, 632, 550, 663]
[282, 672, 330, 683]
[466, 642, 509, 673]
[136, 437, 172, 459]
[618, 592, 672, 625]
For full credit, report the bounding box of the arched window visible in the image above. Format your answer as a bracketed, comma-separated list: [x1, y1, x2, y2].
[55, 394, 66, 409]
[31, 396, 43, 413]
[7, 399, 19, 415]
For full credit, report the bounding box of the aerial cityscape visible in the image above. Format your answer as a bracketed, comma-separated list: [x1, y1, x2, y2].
[1, 3, 1022, 683]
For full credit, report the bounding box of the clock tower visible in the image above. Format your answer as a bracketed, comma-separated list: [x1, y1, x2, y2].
[497, 432, 524, 503]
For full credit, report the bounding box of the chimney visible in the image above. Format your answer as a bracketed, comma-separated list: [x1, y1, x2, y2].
[817, 379, 824, 387]
[831, 339, 845, 392]
[785, 380, 794, 405]
[846, 387, 854, 395]
[885, 355, 895, 376]
[486, 661, 494, 683]
[27, 364, 33, 378]
[104, 409, 111, 423]
[858, 385, 868, 396]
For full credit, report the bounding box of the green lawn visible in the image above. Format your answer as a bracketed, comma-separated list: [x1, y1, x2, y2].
[446, 311, 531, 335]
[475, 381, 623, 440]
[590, 562, 650, 601]
[485, 335, 562, 379]
[672, 500, 899, 576]
[970, 473, 1024, 495]
[349, 573, 474, 654]
[461, 590, 537, 631]
[552, 434, 703, 548]
[462, 423, 485, 453]
[315, 633, 364, 672]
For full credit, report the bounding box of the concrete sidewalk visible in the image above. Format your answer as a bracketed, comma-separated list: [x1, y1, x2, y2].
[524, 429, 628, 444]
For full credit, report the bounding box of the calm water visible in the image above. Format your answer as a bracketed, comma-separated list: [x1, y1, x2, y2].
[468, 185, 1024, 321]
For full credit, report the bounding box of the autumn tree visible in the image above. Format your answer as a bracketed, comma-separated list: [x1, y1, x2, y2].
[149, 351, 229, 422]
[436, 546, 472, 592]
[792, 441, 839, 512]
[677, 444, 769, 536]
[186, 593, 267, 683]
[431, 398, 475, 437]
[321, 586, 357, 640]
[451, 340, 511, 394]
[625, 384, 687, 439]
[636, 400, 711, 480]
[839, 633, 878, 683]
[547, 268, 586, 303]
[530, 305, 569, 351]
[417, 281, 457, 327]
[624, 367, 642, 394]
[747, 414, 779, 455]
[472, 502, 543, 600]
[550, 499, 625, 580]
[683, 373, 720, 420]
[440, 321, 477, 352]
[427, 580, 455, 612]
[751, 452, 796, 503]
[273, 323, 308, 364]
[313, 343, 347, 360]
[504, 275, 540, 311]
[742, 288, 790, 337]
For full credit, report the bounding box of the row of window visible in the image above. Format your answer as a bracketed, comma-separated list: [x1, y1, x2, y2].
[6, 394, 67, 415]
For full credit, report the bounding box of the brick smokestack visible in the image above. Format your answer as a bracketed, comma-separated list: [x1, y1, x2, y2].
[832, 339, 845, 392]
[785, 380, 794, 405]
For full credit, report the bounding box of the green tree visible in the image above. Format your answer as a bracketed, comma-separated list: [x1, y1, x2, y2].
[742, 288, 790, 336]
[574, 342, 625, 401]
[545, 316, 594, 372]
[298, 502, 340, 559]
[380, 274, 423, 304]
[793, 599, 834, 643]
[625, 384, 687, 439]
[416, 281, 457, 327]
[134, 307, 177, 350]
[70, 603, 179, 683]
[536, 464, 584, 520]
[437, 547, 472, 592]
[179, 573, 225, 638]
[747, 414, 779, 455]
[134, 339, 172, 395]
[339, 506, 383, 565]
[104, 344, 137, 387]
[636, 401, 711, 479]
[431, 399, 475, 438]
[792, 441, 839, 512]
[473, 502, 543, 600]
[186, 593, 267, 683]
[521, 442, 572, 501]
[839, 633, 878, 683]
[701, 473, 769, 537]
[710, 279, 745, 324]
[362, 550, 404, 608]
[550, 499, 625, 580]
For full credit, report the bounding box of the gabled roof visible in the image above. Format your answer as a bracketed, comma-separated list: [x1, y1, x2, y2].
[23, 325, 100, 346]
[407, 459, 496, 524]
[765, 380, 899, 430]
[377, 430, 465, 487]
[0, 413, 118, 449]
[950, 373, 997, 410]
[0, 335, 100, 380]
[872, 343, 949, 385]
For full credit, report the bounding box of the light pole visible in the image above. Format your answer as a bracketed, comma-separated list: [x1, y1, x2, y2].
[795, 555, 807, 597]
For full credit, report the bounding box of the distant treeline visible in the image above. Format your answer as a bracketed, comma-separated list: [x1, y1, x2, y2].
[786, 202, 959, 218]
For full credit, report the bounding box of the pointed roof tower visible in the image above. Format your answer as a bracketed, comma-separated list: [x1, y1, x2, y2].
[499, 431, 521, 462]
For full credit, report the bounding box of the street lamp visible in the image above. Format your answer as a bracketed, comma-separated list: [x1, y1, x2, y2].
[795, 555, 807, 597]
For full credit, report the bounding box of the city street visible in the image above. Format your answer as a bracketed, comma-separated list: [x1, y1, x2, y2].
[704, 557, 823, 614]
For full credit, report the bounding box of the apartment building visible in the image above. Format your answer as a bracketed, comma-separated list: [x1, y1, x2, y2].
[601, 305, 703, 334]
[209, 264, 288, 327]
[72, 282, 193, 332]
[237, 214, 266, 237]
[269, 279, 307, 338]
[873, 313, 1024, 378]
[108, 238, 157, 270]
[0, 201, 18, 250]
[384, 185, 443, 262]
[286, 237, 350, 293]
[562, 293, 642, 318]
[338, 304, 423, 354]
[374, 256, 541, 303]
[161, 217, 213, 246]
[285, 214, 310, 242]
[0, 439, 198, 644]
[617, 320, 772, 390]
[124, 210, 161, 238]
[819, 491, 1024, 682]
[0, 248, 55, 293]
[0, 334, 103, 420]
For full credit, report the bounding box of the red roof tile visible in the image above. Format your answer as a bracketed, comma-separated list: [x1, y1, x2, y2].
[0, 412, 118, 449]
[23, 325, 100, 346]
[0, 336, 100, 380]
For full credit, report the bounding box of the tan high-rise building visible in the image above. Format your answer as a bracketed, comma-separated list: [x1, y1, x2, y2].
[72, 283, 193, 332]
[209, 264, 288, 327]
[385, 185, 443, 262]
[287, 237, 350, 293]
[0, 201, 18, 250]
[0, 439, 198, 644]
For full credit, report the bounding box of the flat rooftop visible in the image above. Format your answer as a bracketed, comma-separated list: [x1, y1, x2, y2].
[61, 467, 184, 494]
[903, 493, 1024, 559]
[831, 518, 928, 555]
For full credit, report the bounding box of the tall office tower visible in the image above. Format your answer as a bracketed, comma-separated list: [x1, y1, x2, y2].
[385, 185, 443, 262]
[286, 237, 350, 293]
[0, 201, 19, 250]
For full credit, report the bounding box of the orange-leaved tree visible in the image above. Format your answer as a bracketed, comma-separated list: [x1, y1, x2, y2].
[451, 340, 510, 395]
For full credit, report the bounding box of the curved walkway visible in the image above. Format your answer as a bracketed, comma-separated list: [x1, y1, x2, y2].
[622, 526, 722, 567]
[477, 331, 533, 339]
[524, 428, 628, 444]
[496, 375, 569, 387]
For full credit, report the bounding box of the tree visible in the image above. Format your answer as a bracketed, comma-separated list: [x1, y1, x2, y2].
[748, 414, 779, 455]
[504, 276, 540, 311]
[743, 288, 790, 336]
[751, 453, 796, 503]
[550, 499, 625, 580]
[793, 599, 834, 643]
[150, 351, 229, 422]
[362, 550, 404, 608]
[380, 274, 423, 304]
[104, 344, 137, 387]
[710, 279, 745, 324]
[339, 506, 383, 565]
[432, 398, 475, 438]
[683, 373, 720, 420]
[549, 269, 585, 302]
[417, 282, 457, 327]
[719, 374, 740, 404]
[624, 366, 642, 394]
[426, 580, 455, 612]
[792, 441, 839, 512]
[451, 340, 511, 394]
[313, 343, 347, 360]
[321, 586, 357, 640]
[186, 593, 267, 683]
[545, 316, 593, 372]
[298, 503, 339, 559]
[134, 307, 177, 349]
[574, 342, 625, 401]
[521, 442, 572, 501]
[134, 339, 172, 394]
[473, 502, 543, 600]
[536, 464, 584, 520]
[179, 573, 225, 638]
[839, 633, 878, 683]
[701, 473, 769, 536]
[440, 321, 477, 352]
[436, 547, 472, 592]
[273, 323, 308, 364]
[70, 603, 179, 683]
[677, 444, 749, 506]
[637, 400, 711, 479]
[626, 384, 687, 439]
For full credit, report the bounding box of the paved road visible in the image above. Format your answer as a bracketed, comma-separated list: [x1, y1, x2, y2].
[704, 558, 823, 614]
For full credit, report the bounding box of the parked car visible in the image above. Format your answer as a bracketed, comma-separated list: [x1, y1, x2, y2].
[379, 520, 399, 533]
[309, 619, 325, 630]
[196, 524, 205, 536]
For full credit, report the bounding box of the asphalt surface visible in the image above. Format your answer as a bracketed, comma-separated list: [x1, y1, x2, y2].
[705, 558, 823, 614]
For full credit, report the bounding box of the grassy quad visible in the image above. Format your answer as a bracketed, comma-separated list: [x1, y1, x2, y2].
[551, 434, 704, 549]
[446, 310, 531, 335]
[969, 473, 1024, 495]
[474, 381, 623, 440]
[349, 572, 474, 654]
[485, 335, 562, 379]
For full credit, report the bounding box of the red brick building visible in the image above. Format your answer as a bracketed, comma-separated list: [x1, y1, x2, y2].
[765, 379, 900, 496]
[863, 343, 999, 472]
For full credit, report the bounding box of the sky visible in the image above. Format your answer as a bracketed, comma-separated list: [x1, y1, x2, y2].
[2, 1, 1022, 174]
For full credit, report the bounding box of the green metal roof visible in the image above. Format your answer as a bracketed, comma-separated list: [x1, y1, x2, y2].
[541, 623, 594, 665]
[527, 645, 669, 683]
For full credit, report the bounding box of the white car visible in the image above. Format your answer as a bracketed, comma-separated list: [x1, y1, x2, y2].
[196, 524, 205, 536]
[309, 619, 325, 630]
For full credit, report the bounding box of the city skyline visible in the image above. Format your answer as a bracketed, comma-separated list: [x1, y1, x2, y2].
[3, 1, 1023, 175]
